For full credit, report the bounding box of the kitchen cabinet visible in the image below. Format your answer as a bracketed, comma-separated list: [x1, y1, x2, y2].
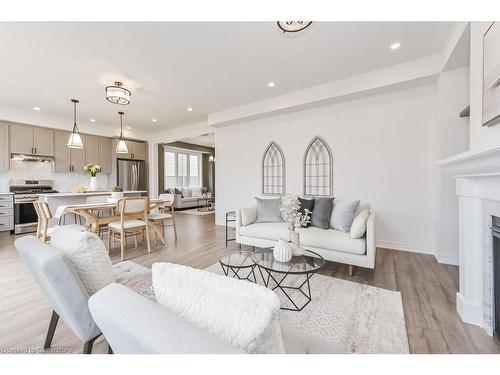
[0, 194, 13, 232]
[85, 135, 99, 165]
[71, 144, 86, 173]
[54, 130, 71, 172]
[128, 141, 147, 160]
[98, 137, 111, 174]
[10, 124, 54, 156]
[0, 123, 8, 171]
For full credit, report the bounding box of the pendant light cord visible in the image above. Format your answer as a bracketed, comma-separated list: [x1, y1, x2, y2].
[72, 99, 80, 133]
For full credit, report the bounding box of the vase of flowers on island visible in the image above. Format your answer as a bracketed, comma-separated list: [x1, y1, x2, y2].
[84, 163, 101, 191]
[111, 186, 124, 200]
[279, 195, 311, 256]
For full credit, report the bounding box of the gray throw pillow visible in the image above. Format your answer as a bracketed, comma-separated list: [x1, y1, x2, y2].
[310, 198, 334, 229]
[330, 199, 360, 232]
[255, 197, 282, 223]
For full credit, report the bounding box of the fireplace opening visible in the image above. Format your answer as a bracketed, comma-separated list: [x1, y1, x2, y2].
[492, 216, 500, 338]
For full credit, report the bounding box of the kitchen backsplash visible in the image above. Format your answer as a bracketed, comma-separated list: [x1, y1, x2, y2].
[0, 160, 110, 192]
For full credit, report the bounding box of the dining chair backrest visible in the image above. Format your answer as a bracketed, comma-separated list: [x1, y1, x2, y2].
[117, 197, 148, 215]
[34, 201, 52, 220]
[85, 195, 111, 204]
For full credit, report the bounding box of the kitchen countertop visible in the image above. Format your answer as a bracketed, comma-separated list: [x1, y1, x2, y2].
[0, 192, 13, 195]
[38, 191, 147, 197]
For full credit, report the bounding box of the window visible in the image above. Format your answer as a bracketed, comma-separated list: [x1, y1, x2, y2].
[262, 142, 285, 195]
[163, 147, 202, 189]
[303, 136, 333, 196]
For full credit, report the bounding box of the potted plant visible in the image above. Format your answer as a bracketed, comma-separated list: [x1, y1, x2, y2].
[111, 186, 124, 200]
[84, 163, 101, 191]
[201, 187, 209, 197]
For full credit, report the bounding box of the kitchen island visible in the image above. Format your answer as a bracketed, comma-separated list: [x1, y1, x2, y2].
[39, 191, 147, 226]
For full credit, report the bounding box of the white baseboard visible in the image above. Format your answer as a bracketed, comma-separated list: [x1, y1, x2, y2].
[376, 240, 434, 255]
[434, 253, 459, 266]
[456, 292, 483, 327]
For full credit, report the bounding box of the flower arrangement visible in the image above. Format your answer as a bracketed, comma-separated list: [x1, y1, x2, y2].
[84, 163, 101, 177]
[280, 195, 311, 231]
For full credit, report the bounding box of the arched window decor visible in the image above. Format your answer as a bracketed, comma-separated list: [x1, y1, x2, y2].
[262, 141, 285, 195]
[303, 136, 333, 197]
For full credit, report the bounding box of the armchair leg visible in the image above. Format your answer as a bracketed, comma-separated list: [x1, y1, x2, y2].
[82, 336, 98, 354]
[348, 265, 356, 277]
[44, 310, 59, 349]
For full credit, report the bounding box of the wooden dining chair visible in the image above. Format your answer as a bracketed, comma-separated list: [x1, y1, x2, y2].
[85, 195, 112, 238]
[34, 201, 52, 243]
[147, 193, 177, 245]
[107, 197, 151, 261]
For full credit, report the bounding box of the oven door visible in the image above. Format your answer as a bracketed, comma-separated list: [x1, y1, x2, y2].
[14, 200, 38, 234]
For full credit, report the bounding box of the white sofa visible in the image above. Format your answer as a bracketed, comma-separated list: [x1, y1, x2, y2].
[235, 201, 376, 271]
[171, 187, 211, 210]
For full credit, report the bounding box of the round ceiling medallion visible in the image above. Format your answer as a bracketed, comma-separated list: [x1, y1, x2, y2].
[105, 81, 131, 105]
[277, 21, 313, 33]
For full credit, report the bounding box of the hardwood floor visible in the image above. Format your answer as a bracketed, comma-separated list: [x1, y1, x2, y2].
[0, 212, 499, 354]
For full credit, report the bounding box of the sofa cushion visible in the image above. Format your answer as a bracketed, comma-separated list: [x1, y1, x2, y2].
[311, 198, 333, 229]
[330, 199, 360, 232]
[49, 226, 114, 295]
[255, 197, 282, 223]
[298, 198, 314, 228]
[300, 226, 366, 255]
[191, 188, 202, 197]
[240, 207, 257, 226]
[356, 201, 370, 215]
[239, 222, 290, 241]
[350, 209, 369, 239]
[152, 262, 285, 353]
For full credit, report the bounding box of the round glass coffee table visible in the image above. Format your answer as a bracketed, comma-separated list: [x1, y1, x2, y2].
[252, 248, 325, 311]
[219, 250, 257, 283]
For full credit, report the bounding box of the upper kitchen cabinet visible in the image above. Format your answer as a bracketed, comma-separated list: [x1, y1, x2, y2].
[0, 123, 8, 171]
[98, 137, 111, 174]
[85, 135, 99, 165]
[128, 141, 147, 160]
[9, 124, 54, 156]
[54, 130, 71, 172]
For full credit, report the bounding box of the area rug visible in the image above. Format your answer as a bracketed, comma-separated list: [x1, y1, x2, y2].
[177, 208, 215, 216]
[206, 263, 410, 354]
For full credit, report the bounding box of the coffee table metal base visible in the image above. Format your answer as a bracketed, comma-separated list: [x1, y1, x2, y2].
[220, 262, 257, 283]
[257, 266, 315, 311]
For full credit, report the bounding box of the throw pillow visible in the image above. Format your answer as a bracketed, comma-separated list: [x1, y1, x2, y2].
[330, 199, 360, 232]
[174, 188, 182, 195]
[350, 209, 370, 239]
[152, 262, 285, 353]
[240, 207, 257, 226]
[298, 197, 315, 227]
[49, 226, 114, 295]
[255, 197, 282, 223]
[181, 187, 189, 198]
[310, 198, 333, 229]
[187, 188, 193, 198]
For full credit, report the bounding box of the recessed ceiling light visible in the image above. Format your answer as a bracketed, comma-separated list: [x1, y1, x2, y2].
[90, 118, 96, 123]
[390, 42, 401, 50]
[33, 106, 41, 111]
[152, 118, 157, 122]
[268, 82, 275, 87]
[187, 107, 193, 112]
[126, 126, 131, 130]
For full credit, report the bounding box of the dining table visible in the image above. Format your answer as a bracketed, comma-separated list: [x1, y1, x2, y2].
[53, 198, 171, 244]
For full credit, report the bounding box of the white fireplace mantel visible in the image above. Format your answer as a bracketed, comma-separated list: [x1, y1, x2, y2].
[440, 147, 500, 334]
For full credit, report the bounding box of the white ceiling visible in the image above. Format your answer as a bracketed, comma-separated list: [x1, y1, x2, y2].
[0, 22, 456, 133]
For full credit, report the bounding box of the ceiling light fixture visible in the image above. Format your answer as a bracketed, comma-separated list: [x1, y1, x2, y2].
[116, 111, 129, 154]
[105, 81, 131, 105]
[209, 155, 215, 163]
[33, 106, 41, 111]
[152, 118, 157, 122]
[126, 126, 131, 130]
[390, 42, 401, 50]
[90, 118, 96, 122]
[67, 99, 84, 149]
[277, 21, 312, 33]
[268, 81, 275, 87]
[187, 107, 193, 112]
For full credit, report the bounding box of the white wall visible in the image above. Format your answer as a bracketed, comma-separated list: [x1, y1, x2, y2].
[216, 83, 438, 254]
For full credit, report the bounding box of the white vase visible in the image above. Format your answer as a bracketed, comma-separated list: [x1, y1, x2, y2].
[89, 176, 98, 191]
[291, 228, 304, 256]
[273, 239, 292, 263]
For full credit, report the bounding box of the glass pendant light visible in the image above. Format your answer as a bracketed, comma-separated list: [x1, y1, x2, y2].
[67, 99, 84, 149]
[116, 111, 129, 153]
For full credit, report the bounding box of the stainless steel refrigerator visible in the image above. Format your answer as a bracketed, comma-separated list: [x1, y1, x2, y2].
[117, 159, 147, 191]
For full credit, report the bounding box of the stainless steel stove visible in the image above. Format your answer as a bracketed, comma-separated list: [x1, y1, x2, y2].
[9, 180, 58, 234]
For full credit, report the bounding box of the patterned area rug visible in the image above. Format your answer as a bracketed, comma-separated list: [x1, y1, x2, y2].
[177, 208, 215, 216]
[206, 263, 410, 354]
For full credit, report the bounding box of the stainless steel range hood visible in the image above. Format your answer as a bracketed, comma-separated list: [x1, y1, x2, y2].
[10, 153, 55, 163]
